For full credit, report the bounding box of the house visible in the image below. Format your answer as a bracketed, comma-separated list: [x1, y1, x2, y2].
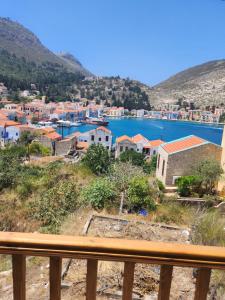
[136, 109, 145, 118]
[156, 135, 222, 186]
[0, 121, 21, 146]
[115, 135, 137, 158]
[77, 127, 113, 151]
[108, 107, 124, 117]
[143, 139, 164, 156]
[132, 134, 149, 153]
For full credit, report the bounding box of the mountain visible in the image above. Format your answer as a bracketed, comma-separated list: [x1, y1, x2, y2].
[0, 17, 92, 100]
[0, 17, 91, 76]
[151, 60, 225, 107]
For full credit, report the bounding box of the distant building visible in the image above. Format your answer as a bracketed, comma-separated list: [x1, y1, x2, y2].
[115, 135, 137, 158]
[156, 135, 222, 186]
[0, 121, 20, 146]
[136, 109, 145, 118]
[108, 107, 124, 117]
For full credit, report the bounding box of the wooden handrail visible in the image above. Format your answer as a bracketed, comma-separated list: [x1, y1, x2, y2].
[0, 232, 225, 300]
[0, 232, 225, 269]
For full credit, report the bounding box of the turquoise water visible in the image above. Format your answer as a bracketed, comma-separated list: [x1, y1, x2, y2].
[57, 118, 224, 145]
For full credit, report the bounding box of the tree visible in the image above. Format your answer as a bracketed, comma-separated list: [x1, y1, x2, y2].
[82, 144, 110, 175]
[81, 178, 117, 210]
[127, 176, 156, 212]
[143, 155, 157, 174]
[194, 159, 223, 194]
[176, 175, 201, 197]
[120, 150, 145, 166]
[29, 142, 51, 156]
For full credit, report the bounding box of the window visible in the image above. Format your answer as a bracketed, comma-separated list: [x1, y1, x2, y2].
[153, 150, 156, 155]
[99, 137, 101, 142]
[162, 160, 165, 176]
[157, 154, 160, 168]
[91, 135, 94, 141]
[106, 136, 109, 142]
[125, 146, 128, 151]
[16, 133, 18, 136]
[106, 146, 109, 150]
[120, 146, 123, 152]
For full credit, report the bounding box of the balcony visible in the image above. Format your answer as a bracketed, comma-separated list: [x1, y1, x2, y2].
[0, 231, 224, 300]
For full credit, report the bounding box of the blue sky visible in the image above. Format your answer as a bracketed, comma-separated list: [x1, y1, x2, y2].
[1, 0, 225, 85]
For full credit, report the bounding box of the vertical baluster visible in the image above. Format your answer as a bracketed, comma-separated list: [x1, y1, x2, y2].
[122, 262, 135, 300]
[50, 256, 62, 300]
[86, 259, 98, 300]
[12, 254, 26, 300]
[158, 265, 173, 300]
[194, 268, 211, 300]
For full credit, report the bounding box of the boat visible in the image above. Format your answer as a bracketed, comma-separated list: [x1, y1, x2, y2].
[57, 120, 71, 127]
[82, 117, 109, 126]
[70, 121, 82, 127]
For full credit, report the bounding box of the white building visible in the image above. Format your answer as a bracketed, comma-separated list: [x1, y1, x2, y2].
[0, 121, 21, 147]
[108, 107, 124, 117]
[77, 126, 113, 151]
[136, 109, 145, 118]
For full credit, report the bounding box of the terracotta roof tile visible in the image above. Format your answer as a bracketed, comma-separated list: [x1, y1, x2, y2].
[116, 135, 134, 143]
[45, 132, 62, 140]
[132, 134, 148, 143]
[162, 136, 206, 154]
[144, 139, 164, 149]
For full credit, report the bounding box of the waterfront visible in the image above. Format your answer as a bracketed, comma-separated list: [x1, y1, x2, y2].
[57, 118, 224, 145]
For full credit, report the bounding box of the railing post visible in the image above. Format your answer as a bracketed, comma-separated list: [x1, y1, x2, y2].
[12, 254, 26, 300]
[50, 256, 62, 300]
[194, 268, 211, 300]
[158, 265, 173, 300]
[86, 259, 98, 300]
[122, 262, 135, 300]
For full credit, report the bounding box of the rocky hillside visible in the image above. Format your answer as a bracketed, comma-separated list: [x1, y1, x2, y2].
[0, 17, 91, 76]
[151, 60, 225, 107]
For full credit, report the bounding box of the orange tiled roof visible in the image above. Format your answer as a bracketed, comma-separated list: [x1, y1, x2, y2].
[116, 135, 134, 143]
[76, 141, 89, 150]
[41, 127, 55, 134]
[144, 139, 164, 149]
[95, 126, 111, 134]
[45, 131, 62, 140]
[0, 120, 20, 127]
[132, 134, 148, 143]
[162, 136, 206, 154]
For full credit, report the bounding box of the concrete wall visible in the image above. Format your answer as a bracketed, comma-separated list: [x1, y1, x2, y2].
[55, 137, 76, 156]
[156, 143, 222, 186]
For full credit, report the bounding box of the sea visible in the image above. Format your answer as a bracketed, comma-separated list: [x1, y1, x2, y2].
[57, 118, 224, 145]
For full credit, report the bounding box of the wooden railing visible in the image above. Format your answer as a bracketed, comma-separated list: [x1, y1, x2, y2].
[0, 232, 225, 300]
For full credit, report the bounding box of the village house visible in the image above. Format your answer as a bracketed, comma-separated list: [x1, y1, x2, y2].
[156, 135, 222, 186]
[76, 127, 113, 151]
[136, 109, 145, 118]
[115, 135, 137, 158]
[108, 107, 124, 117]
[132, 134, 149, 153]
[143, 139, 164, 156]
[0, 120, 20, 146]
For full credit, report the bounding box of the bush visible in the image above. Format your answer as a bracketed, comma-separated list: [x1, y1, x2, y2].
[127, 176, 156, 212]
[143, 155, 157, 174]
[81, 178, 117, 210]
[29, 142, 51, 156]
[120, 150, 145, 166]
[82, 144, 110, 175]
[32, 181, 78, 233]
[176, 175, 201, 197]
[191, 211, 225, 246]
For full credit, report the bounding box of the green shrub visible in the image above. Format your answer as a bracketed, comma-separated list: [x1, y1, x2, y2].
[176, 175, 201, 197]
[81, 178, 117, 210]
[127, 176, 156, 211]
[120, 150, 145, 166]
[32, 181, 78, 233]
[82, 144, 110, 175]
[29, 142, 51, 156]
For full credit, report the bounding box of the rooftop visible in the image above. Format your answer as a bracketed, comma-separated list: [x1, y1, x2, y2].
[162, 135, 207, 154]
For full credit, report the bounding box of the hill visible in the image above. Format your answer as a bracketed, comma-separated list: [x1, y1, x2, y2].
[0, 17, 92, 100]
[151, 60, 225, 107]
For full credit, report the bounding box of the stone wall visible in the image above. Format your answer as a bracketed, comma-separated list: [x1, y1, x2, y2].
[165, 143, 222, 186]
[55, 136, 76, 156]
